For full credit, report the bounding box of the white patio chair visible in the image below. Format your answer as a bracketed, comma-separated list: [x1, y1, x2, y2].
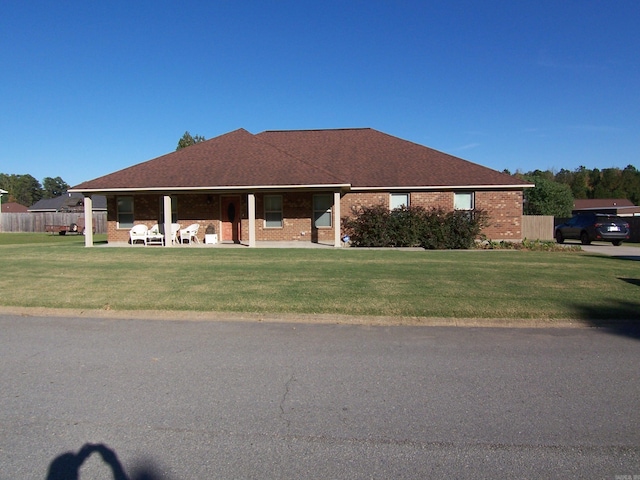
[146, 224, 164, 245]
[179, 223, 200, 245]
[129, 224, 148, 246]
[170, 223, 181, 245]
[156, 223, 181, 245]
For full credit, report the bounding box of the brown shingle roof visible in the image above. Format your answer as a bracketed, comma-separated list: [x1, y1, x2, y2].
[72, 128, 530, 192]
[74, 129, 345, 191]
[1, 202, 28, 213]
[257, 128, 526, 188]
[573, 198, 635, 209]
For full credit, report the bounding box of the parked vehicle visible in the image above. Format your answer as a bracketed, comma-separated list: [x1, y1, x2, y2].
[555, 213, 630, 246]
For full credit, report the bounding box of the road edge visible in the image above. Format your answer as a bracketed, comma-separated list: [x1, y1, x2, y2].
[0, 305, 597, 328]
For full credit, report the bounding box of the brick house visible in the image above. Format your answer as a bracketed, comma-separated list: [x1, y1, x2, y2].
[69, 128, 533, 247]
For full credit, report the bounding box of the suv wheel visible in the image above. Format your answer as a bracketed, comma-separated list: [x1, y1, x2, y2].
[580, 232, 591, 245]
[555, 231, 564, 244]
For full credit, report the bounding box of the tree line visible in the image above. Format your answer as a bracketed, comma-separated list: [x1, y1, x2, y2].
[0, 174, 69, 207]
[514, 165, 640, 217]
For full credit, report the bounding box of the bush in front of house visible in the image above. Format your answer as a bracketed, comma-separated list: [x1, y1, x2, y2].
[438, 208, 488, 249]
[341, 205, 407, 247]
[342, 205, 488, 249]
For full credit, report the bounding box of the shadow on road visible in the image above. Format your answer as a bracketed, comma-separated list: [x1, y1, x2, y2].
[570, 298, 640, 340]
[46, 443, 166, 480]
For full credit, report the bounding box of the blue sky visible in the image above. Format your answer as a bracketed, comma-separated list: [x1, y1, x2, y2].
[1, 1, 638, 187]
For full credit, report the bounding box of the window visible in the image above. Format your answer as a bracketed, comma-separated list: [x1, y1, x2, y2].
[264, 195, 283, 228]
[313, 194, 333, 228]
[159, 197, 178, 223]
[117, 196, 134, 229]
[390, 193, 409, 210]
[454, 192, 474, 211]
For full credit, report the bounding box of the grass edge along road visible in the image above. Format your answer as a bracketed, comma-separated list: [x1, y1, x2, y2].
[0, 233, 639, 324]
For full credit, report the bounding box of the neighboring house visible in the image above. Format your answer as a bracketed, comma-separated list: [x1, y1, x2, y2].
[69, 128, 533, 247]
[1, 202, 28, 213]
[28, 192, 107, 213]
[572, 198, 640, 216]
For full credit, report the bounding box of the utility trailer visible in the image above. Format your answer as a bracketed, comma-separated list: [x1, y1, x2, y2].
[45, 223, 81, 235]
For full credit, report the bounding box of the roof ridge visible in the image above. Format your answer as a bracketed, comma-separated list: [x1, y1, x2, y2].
[261, 127, 371, 133]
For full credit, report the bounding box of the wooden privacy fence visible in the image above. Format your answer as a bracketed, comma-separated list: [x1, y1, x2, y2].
[0, 212, 107, 234]
[521, 215, 554, 241]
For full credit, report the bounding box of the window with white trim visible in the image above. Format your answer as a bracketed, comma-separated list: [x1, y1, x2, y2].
[117, 196, 134, 229]
[264, 195, 283, 228]
[313, 194, 332, 228]
[390, 193, 409, 210]
[454, 192, 474, 210]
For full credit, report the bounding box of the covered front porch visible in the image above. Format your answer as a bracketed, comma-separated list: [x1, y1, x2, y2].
[99, 239, 340, 248]
[78, 189, 345, 248]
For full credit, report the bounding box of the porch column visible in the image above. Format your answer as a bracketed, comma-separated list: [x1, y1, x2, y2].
[83, 195, 93, 247]
[163, 195, 172, 247]
[0, 188, 6, 232]
[248, 192, 256, 248]
[334, 191, 341, 247]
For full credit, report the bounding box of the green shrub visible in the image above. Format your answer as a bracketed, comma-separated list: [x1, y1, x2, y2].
[341, 205, 392, 247]
[342, 205, 488, 249]
[387, 206, 425, 247]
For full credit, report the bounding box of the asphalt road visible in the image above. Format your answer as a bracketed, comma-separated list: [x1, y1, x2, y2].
[1, 314, 639, 479]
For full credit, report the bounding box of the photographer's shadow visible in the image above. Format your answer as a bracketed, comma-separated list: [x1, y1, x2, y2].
[46, 443, 164, 480]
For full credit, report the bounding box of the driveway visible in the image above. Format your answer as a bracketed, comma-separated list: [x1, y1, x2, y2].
[579, 242, 640, 260]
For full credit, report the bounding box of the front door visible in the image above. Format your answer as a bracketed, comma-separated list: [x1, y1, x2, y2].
[221, 196, 241, 243]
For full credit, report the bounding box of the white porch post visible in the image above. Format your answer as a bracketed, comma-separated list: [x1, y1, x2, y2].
[0, 188, 8, 232]
[334, 190, 341, 247]
[83, 195, 93, 247]
[163, 195, 172, 247]
[248, 192, 256, 248]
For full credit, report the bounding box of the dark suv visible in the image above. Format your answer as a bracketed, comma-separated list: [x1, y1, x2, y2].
[555, 213, 630, 246]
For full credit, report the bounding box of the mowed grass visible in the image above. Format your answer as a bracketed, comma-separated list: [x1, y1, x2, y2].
[0, 233, 639, 320]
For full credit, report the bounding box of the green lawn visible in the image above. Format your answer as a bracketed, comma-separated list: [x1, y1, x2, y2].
[0, 233, 638, 321]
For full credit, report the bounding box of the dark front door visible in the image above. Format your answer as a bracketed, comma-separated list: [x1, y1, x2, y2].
[221, 196, 241, 243]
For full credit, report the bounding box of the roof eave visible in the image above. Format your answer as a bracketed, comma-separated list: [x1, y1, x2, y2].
[68, 183, 352, 195]
[350, 184, 534, 191]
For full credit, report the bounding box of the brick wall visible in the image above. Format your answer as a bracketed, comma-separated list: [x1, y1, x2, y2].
[340, 192, 389, 214]
[475, 190, 524, 240]
[107, 194, 221, 244]
[242, 192, 335, 242]
[339, 190, 524, 241]
[410, 191, 453, 210]
[108, 192, 337, 244]
[105, 189, 525, 244]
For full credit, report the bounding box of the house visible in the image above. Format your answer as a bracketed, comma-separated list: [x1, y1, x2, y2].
[572, 198, 640, 217]
[69, 128, 533, 247]
[1, 202, 28, 213]
[28, 192, 107, 213]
